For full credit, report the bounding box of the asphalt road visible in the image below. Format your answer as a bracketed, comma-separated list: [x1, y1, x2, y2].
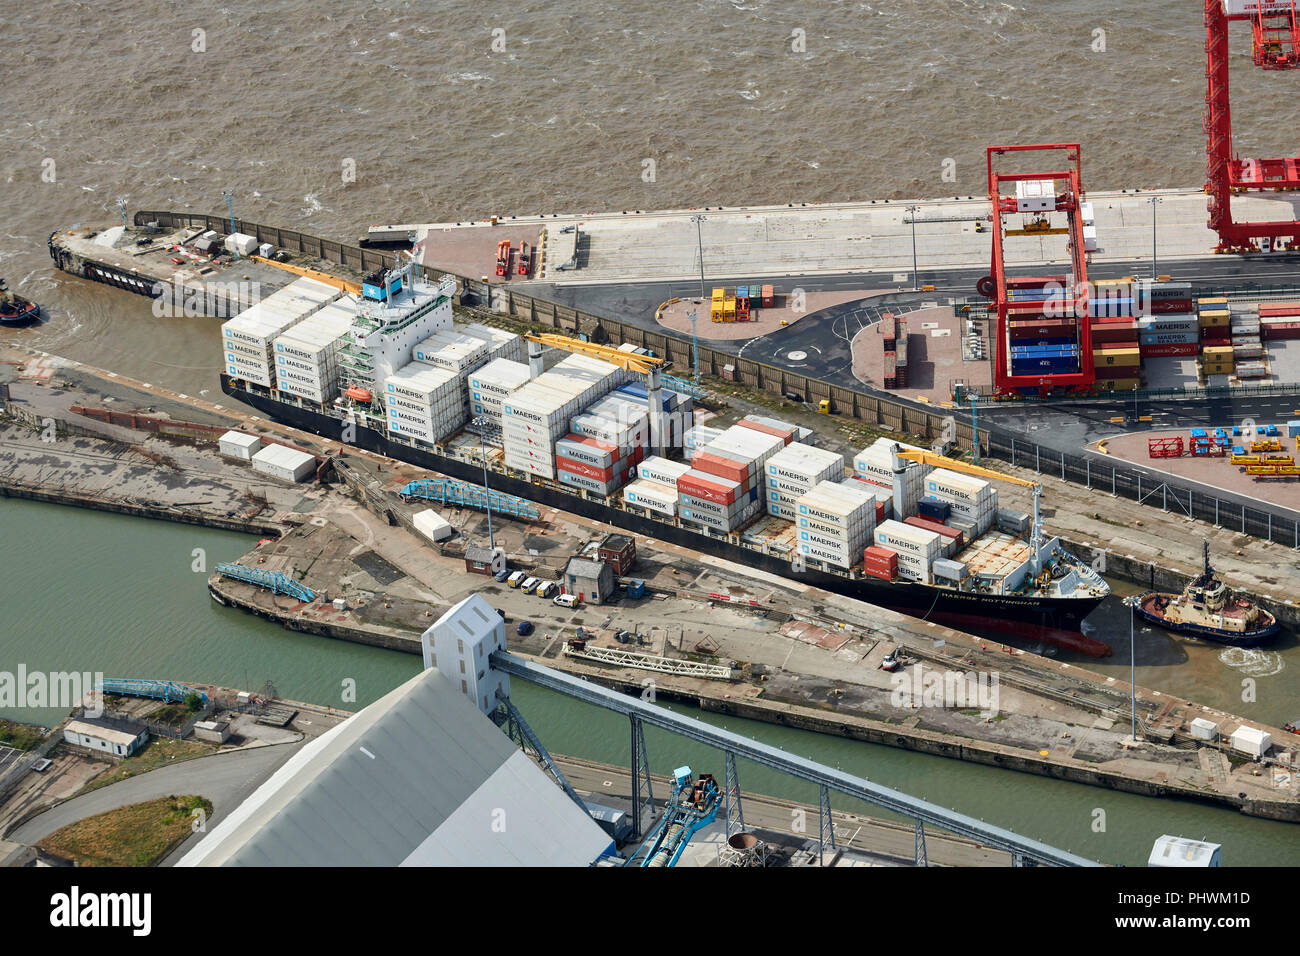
[8, 742, 299, 864]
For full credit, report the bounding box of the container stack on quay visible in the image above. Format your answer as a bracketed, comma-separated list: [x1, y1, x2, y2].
[872, 518, 943, 585]
[763, 442, 845, 519]
[502, 355, 626, 479]
[467, 358, 531, 428]
[220, 277, 341, 388]
[677, 423, 786, 533]
[922, 468, 999, 537]
[382, 362, 465, 444]
[554, 432, 635, 496]
[792, 479, 877, 570]
[272, 299, 359, 405]
[566, 393, 652, 495]
[881, 314, 909, 389]
[610, 380, 694, 450]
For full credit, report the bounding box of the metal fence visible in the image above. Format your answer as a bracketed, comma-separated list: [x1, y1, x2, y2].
[984, 432, 1300, 547]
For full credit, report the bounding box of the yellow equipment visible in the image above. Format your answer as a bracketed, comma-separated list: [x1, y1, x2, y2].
[1231, 454, 1260, 465]
[818, 399, 831, 414]
[522, 333, 663, 374]
[892, 448, 1039, 489]
[247, 255, 363, 294]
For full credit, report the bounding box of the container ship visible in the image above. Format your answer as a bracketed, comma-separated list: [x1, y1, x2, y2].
[1137, 542, 1279, 647]
[210, 254, 1111, 654]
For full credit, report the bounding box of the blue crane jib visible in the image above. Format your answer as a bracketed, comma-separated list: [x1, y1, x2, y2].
[626, 767, 721, 868]
[215, 562, 317, 603]
[96, 678, 210, 708]
[399, 478, 541, 520]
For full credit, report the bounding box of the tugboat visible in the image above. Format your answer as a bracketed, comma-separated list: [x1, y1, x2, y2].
[1137, 541, 1280, 647]
[0, 277, 40, 324]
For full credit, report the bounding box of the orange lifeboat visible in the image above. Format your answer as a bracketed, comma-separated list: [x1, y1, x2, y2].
[344, 386, 373, 403]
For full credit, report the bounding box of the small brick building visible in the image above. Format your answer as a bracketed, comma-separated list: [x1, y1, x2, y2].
[596, 533, 637, 577]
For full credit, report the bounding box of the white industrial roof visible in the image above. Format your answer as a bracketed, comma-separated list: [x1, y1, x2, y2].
[251, 443, 317, 470]
[1148, 835, 1221, 867]
[65, 719, 144, 747]
[178, 667, 614, 867]
[219, 430, 261, 449]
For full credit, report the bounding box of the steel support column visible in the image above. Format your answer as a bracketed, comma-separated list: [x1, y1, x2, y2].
[915, 818, 928, 867]
[818, 784, 835, 865]
[493, 699, 585, 812]
[629, 716, 654, 840]
[723, 751, 745, 837]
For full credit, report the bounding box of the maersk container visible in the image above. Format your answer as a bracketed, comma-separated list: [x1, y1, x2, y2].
[917, 496, 951, 522]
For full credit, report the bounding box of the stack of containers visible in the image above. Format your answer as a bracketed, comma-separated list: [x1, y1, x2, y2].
[1203, 343, 1235, 377]
[793, 479, 876, 570]
[272, 299, 359, 404]
[460, 323, 525, 364]
[872, 519, 942, 584]
[1136, 311, 1198, 360]
[621, 477, 678, 517]
[903, 515, 963, 558]
[895, 316, 910, 388]
[567, 394, 649, 494]
[1198, 296, 1232, 355]
[691, 424, 787, 510]
[220, 278, 340, 388]
[763, 442, 845, 519]
[737, 415, 798, 445]
[1135, 279, 1193, 315]
[1259, 302, 1300, 340]
[383, 362, 465, 443]
[412, 328, 491, 388]
[502, 354, 624, 478]
[554, 433, 626, 496]
[882, 315, 897, 389]
[684, 424, 723, 452]
[467, 358, 531, 425]
[921, 468, 998, 536]
[638, 455, 692, 486]
[676, 468, 752, 532]
[1231, 310, 1263, 366]
[612, 381, 695, 451]
[851, 438, 931, 517]
[862, 545, 899, 581]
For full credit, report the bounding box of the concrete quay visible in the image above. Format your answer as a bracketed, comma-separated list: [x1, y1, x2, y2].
[401, 189, 1300, 287]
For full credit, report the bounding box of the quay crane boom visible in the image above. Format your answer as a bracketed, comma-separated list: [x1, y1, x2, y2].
[246, 255, 363, 295]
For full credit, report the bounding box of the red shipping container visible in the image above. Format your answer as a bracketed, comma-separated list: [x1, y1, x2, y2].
[1150, 299, 1193, 314]
[863, 545, 898, 568]
[1100, 364, 1142, 380]
[1263, 320, 1300, 340]
[1006, 274, 1069, 289]
[1090, 321, 1137, 343]
[691, 450, 752, 485]
[1139, 343, 1199, 357]
[903, 516, 963, 548]
[735, 418, 795, 444]
[556, 456, 615, 482]
[677, 473, 737, 506]
[1259, 302, 1300, 318]
[875, 500, 887, 522]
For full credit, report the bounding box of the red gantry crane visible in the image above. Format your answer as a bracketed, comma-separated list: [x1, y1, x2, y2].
[1205, 0, 1300, 252]
[985, 143, 1095, 397]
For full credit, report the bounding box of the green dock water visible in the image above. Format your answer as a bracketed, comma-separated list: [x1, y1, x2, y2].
[2, 498, 1298, 866]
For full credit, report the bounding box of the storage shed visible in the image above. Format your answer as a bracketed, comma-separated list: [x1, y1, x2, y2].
[251, 443, 317, 483]
[218, 430, 263, 460]
[62, 718, 148, 760]
[413, 509, 453, 543]
[1229, 725, 1271, 757]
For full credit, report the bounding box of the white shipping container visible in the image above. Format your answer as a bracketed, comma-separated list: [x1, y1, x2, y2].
[638, 456, 692, 486]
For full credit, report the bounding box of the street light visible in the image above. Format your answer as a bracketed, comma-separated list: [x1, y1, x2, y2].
[1148, 196, 1163, 280]
[691, 214, 707, 299]
[906, 204, 921, 292]
[1122, 595, 1141, 743]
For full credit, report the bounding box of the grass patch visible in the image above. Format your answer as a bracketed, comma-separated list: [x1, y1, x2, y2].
[0, 718, 46, 751]
[77, 738, 217, 796]
[39, 795, 212, 867]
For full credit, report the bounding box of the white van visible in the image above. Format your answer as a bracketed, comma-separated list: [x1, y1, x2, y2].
[536, 581, 558, 599]
[507, 571, 527, 589]
[553, 593, 580, 609]
[520, 576, 540, 594]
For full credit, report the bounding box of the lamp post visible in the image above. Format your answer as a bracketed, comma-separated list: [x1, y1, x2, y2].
[1122, 595, 1140, 742]
[223, 191, 239, 258]
[1148, 196, 1163, 280]
[688, 308, 700, 384]
[691, 214, 707, 299]
[478, 426, 494, 552]
[906, 204, 921, 292]
[969, 391, 980, 463]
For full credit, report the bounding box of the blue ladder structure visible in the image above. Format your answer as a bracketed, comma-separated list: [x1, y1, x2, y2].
[662, 374, 706, 401]
[215, 562, 316, 603]
[96, 678, 210, 708]
[399, 478, 540, 521]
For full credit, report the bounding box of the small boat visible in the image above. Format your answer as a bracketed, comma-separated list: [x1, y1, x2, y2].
[0, 278, 40, 324]
[343, 386, 373, 404]
[1136, 541, 1279, 647]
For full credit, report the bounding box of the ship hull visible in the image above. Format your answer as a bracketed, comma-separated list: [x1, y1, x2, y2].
[221, 376, 1110, 654]
[1136, 593, 1279, 647]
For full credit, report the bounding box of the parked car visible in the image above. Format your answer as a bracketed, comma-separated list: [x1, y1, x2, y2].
[553, 593, 580, 609]
[520, 576, 540, 594]
[494, 569, 510, 583]
[516, 621, 534, 636]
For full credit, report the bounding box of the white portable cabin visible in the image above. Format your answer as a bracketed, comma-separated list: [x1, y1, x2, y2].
[413, 508, 453, 543]
[251, 443, 318, 483]
[218, 430, 263, 461]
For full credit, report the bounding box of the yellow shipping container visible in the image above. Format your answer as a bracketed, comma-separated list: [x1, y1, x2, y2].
[1203, 345, 1234, 357]
[1198, 296, 1228, 307]
[1094, 347, 1141, 367]
[1198, 310, 1231, 327]
[1096, 379, 1140, 392]
[723, 297, 737, 322]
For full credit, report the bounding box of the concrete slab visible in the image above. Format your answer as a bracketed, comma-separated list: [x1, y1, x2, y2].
[851, 306, 992, 402]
